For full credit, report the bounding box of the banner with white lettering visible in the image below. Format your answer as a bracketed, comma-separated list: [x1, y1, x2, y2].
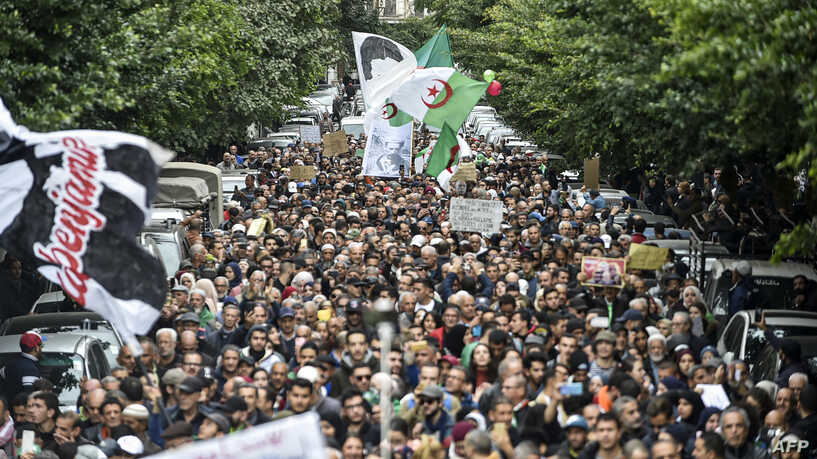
[0, 98, 171, 350]
[449, 198, 503, 234]
[151, 412, 326, 459]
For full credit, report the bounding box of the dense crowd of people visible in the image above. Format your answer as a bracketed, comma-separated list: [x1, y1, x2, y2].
[0, 126, 816, 459]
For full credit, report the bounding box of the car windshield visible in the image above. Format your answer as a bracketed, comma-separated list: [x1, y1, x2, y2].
[153, 239, 182, 277]
[343, 123, 365, 138]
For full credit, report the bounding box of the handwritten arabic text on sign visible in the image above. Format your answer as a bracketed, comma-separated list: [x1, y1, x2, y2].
[449, 198, 503, 234]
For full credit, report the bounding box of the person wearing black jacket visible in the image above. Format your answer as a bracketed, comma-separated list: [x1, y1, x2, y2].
[1, 331, 42, 399]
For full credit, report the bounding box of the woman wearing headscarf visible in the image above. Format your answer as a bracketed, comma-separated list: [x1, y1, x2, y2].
[696, 407, 722, 435]
[676, 390, 705, 433]
[223, 261, 243, 297]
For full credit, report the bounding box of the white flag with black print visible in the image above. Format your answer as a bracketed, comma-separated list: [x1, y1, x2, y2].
[0, 98, 172, 351]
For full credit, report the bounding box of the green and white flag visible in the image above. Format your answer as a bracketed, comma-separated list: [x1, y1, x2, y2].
[389, 68, 488, 130]
[414, 143, 433, 175]
[425, 123, 471, 191]
[415, 25, 454, 68]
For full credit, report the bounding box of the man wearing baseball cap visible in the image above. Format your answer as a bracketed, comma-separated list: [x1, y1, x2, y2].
[1, 330, 44, 398]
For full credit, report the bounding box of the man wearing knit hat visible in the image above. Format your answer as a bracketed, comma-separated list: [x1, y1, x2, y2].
[122, 404, 161, 455]
[447, 420, 476, 458]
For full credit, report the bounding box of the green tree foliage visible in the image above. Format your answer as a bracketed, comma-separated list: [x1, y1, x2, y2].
[643, 0, 817, 259]
[377, 17, 438, 51]
[440, 0, 816, 256]
[0, 0, 339, 153]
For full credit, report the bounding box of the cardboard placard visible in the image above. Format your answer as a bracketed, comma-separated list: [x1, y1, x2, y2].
[584, 157, 600, 190]
[581, 256, 626, 288]
[322, 130, 348, 156]
[449, 197, 503, 234]
[450, 162, 477, 182]
[628, 243, 670, 271]
[289, 165, 316, 181]
[299, 125, 321, 144]
[247, 218, 270, 237]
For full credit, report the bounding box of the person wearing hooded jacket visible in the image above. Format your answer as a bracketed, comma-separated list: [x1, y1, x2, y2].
[328, 329, 378, 398]
[240, 324, 284, 373]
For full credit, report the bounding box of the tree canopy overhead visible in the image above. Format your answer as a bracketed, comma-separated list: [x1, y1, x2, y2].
[0, 0, 341, 153]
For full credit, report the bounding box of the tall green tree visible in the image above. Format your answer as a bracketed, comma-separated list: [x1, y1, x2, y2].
[0, 0, 339, 153]
[642, 0, 817, 259]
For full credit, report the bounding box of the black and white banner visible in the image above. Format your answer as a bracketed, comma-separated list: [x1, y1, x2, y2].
[0, 99, 172, 348]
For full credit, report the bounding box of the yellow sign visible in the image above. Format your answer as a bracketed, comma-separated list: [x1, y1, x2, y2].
[322, 130, 348, 156]
[628, 243, 670, 271]
[290, 165, 316, 181]
[247, 218, 269, 237]
[451, 162, 477, 182]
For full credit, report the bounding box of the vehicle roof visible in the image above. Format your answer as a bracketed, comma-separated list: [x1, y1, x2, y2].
[0, 333, 93, 354]
[341, 117, 365, 124]
[2, 312, 109, 332]
[642, 239, 729, 254]
[160, 162, 223, 225]
[732, 309, 817, 326]
[710, 259, 817, 280]
[155, 177, 209, 209]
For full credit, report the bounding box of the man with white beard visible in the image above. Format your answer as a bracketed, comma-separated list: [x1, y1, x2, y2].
[646, 334, 667, 385]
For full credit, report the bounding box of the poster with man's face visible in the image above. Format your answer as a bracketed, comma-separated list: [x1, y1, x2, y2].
[361, 118, 411, 178]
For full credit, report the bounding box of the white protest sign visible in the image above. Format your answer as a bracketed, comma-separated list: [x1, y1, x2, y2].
[698, 384, 731, 409]
[449, 198, 503, 234]
[300, 125, 321, 144]
[151, 412, 326, 459]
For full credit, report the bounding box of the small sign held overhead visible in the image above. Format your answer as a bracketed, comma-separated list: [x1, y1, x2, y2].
[584, 157, 600, 190]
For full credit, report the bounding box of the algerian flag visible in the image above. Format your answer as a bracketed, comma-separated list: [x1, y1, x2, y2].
[363, 98, 413, 135]
[414, 143, 433, 175]
[425, 123, 470, 191]
[389, 68, 488, 130]
[415, 25, 454, 68]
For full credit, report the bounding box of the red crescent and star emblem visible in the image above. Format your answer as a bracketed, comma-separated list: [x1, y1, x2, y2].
[381, 103, 397, 120]
[422, 78, 453, 109]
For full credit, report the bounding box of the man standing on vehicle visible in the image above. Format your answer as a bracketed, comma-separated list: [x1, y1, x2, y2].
[0, 331, 43, 399]
[728, 261, 753, 316]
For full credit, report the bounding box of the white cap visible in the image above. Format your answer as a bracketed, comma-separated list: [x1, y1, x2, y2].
[231, 224, 246, 234]
[321, 244, 335, 252]
[117, 435, 144, 455]
[410, 235, 427, 247]
[122, 404, 149, 419]
[735, 260, 752, 277]
[429, 238, 444, 246]
[346, 211, 360, 219]
[297, 365, 320, 384]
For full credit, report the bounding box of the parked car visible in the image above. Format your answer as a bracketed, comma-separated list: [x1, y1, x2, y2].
[0, 333, 111, 410]
[139, 220, 188, 277]
[340, 116, 366, 139]
[717, 309, 817, 379]
[704, 259, 817, 317]
[1, 312, 124, 369]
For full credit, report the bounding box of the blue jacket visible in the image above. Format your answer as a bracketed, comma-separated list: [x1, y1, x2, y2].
[728, 279, 752, 316]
